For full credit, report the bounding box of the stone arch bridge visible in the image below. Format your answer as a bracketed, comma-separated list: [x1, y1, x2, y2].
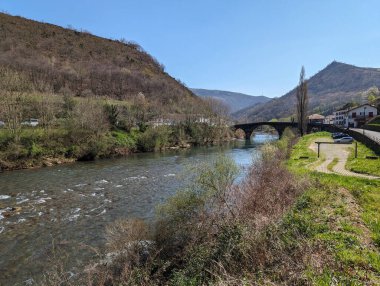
[233, 122, 330, 139]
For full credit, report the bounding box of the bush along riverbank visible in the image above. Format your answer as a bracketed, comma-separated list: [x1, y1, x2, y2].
[39, 130, 380, 285]
[0, 68, 234, 172]
[0, 122, 233, 172]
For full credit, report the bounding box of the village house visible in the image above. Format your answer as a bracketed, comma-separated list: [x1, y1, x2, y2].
[148, 114, 216, 127]
[324, 115, 334, 125]
[344, 104, 378, 128]
[308, 114, 325, 124]
[333, 109, 348, 127]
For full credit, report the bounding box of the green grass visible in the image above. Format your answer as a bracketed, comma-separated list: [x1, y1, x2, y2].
[346, 141, 380, 176]
[327, 157, 339, 172]
[288, 131, 330, 170]
[286, 132, 380, 284]
[367, 116, 380, 126]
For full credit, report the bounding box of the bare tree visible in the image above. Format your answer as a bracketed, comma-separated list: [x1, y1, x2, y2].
[296, 66, 308, 136]
[0, 67, 29, 141]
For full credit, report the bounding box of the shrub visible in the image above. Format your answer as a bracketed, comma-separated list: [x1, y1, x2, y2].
[105, 219, 150, 252]
[110, 130, 138, 150]
[29, 142, 44, 157]
[234, 128, 245, 139]
[137, 126, 171, 151]
[0, 130, 14, 150]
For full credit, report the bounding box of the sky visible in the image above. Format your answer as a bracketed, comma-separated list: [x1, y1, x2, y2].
[1, 0, 380, 98]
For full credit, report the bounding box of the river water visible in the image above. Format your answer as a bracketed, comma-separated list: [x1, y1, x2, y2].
[0, 134, 276, 285]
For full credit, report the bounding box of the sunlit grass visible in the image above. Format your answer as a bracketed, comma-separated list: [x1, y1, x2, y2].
[287, 132, 380, 283]
[346, 141, 380, 176]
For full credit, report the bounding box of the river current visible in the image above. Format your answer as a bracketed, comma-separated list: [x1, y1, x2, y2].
[0, 134, 276, 285]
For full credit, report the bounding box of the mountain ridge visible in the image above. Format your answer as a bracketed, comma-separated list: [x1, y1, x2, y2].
[235, 61, 380, 122]
[191, 88, 270, 113]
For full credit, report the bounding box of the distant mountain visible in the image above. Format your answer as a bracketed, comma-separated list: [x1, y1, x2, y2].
[191, 88, 270, 113]
[235, 61, 380, 122]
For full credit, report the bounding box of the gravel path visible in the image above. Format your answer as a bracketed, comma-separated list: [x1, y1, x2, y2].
[309, 140, 380, 180]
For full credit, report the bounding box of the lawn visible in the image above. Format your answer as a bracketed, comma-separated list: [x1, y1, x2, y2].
[286, 132, 380, 284]
[346, 141, 380, 176]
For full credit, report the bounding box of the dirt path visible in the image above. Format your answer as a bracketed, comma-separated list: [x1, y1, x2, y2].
[309, 140, 380, 180]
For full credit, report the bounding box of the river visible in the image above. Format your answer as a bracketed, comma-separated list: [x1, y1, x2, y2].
[0, 134, 277, 285]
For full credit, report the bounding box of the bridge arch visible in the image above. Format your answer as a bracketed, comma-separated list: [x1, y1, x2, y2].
[233, 122, 298, 139]
[245, 124, 280, 139]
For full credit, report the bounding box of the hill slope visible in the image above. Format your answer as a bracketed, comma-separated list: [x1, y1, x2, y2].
[235, 61, 380, 122]
[191, 88, 270, 113]
[0, 12, 198, 112]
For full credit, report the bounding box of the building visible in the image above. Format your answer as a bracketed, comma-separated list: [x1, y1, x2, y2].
[308, 114, 325, 124]
[345, 104, 378, 128]
[333, 109, 347, 127]
[148, 114, 216, 127]
[324, 115, 334, 125]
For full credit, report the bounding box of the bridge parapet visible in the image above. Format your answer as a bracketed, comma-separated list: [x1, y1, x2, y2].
[233, 122, 332, 139]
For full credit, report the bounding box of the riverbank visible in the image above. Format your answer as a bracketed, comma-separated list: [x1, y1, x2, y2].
[0, 125, 234, 172]
[55, 130, 380, 285]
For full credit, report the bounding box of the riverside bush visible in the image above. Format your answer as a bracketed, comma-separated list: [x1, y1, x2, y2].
[137, 126, 171, 151]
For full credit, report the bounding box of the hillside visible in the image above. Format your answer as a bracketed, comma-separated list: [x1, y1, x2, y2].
[0, 13, 233, 171]
[191, 88, 270, 113]
[0, 12, 199, 113]
[235, 61, 380, 122]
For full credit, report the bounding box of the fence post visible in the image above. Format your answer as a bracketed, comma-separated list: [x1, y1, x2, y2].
[355, 141, 358, 158]
[317, 143, 320, 158]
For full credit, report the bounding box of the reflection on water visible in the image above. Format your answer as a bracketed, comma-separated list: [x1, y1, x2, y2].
[0, 134, 276, 284]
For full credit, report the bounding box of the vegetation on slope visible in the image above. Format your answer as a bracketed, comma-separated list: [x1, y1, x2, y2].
[0, 68, 232, 171]
[0, 109, 232, 171]
[0, 12, 198, 110]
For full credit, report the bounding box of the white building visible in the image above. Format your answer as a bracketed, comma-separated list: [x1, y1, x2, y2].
[333, 109, 347, 127]
[324, 115, 334, 125]
[345, 104, 378, 128]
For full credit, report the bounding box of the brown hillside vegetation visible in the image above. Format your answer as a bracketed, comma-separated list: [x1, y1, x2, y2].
[236, 61, 380, 122]
[0, 12, 199, 112]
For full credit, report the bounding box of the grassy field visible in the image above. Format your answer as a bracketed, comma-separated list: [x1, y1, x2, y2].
[288, 131, 330, 170]
[346, 141, 380, 176]
[286, 132, 380, 284]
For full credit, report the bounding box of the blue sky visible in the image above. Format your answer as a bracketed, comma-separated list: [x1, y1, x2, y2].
[2, 0, 380, 98]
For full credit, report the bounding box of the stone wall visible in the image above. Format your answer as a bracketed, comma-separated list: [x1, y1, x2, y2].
[363, 125, 380, 132]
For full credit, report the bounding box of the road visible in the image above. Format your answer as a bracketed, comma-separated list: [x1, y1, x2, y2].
[351, 128, 380, 143]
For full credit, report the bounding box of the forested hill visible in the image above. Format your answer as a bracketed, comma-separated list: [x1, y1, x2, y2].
[0, 12, 198, 111]
[235, 61, 380, 122]
[191, 88, 270, 113]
